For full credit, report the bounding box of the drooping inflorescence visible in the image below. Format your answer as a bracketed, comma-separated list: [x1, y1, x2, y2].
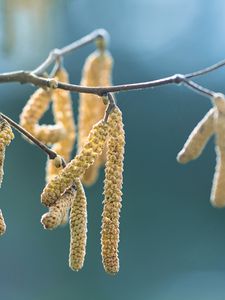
[0, 117, 14, 236]
[177, 93, 225, 208]
[19, 86, 65, 145]
[78, 50, 113, 186]
[69, 179, 87, 271]
[41, 120, 108, 206]
[101, 106, 125, 274]
[45, 67, 76, 182]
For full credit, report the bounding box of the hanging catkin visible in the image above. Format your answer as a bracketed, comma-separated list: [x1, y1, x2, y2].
[0, 209, 6, 235]
[0, 117, 14, 236]
[41, 187, 76, 230]
[78, 50, 113, 186]
[177, 108, 215, 164]
[45, 67, 76, 182]
[41, 120, 108, 206]
[69, 179, 87, 271]
[210, 94, 225, 207]
[0, 117, 14, 187]
[19, 86, 65, 145]
[101, 106, 125, 274]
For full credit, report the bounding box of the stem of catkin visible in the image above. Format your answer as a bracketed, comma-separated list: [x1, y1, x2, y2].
[101, 106, 125, 274]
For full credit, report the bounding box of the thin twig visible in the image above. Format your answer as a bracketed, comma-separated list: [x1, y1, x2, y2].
[0, 113, 58, 160]
[32, 29, 108, 75]
[0, 30, 223, 98]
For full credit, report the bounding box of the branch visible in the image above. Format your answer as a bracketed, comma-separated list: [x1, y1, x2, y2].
[0, 29, 223, 99]
[0, 113, 58, 160]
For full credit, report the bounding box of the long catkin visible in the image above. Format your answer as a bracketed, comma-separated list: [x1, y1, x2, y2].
[41, 120, 108, 206]
[41, 187, 75, 230]
[210, 94, 225, 207]
[78, 50, 113, 186]
[19, 87, 65, 145]
[46, 67, 76, 182]
[101, 107, 125, 274]
[69, 179, 87, 271]
[177, 108, 214, 164]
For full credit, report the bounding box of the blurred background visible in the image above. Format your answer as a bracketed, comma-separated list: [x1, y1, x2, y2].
[0, 0, 225, 299]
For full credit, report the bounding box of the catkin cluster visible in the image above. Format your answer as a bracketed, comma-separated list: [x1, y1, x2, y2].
[177, 93, 225, 208]
[41, 120, 108, 206]
[78, 50, 113, 186]
[101, 107, 125, 274]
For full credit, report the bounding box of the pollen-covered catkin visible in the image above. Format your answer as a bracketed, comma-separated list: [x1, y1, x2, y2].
[41, 120, 108, 206]
[210, 93, 225, 207]
[41, 187, 75, 230]
[101, 107, 125, 274]
[69, 179, 87, 271]
[177, 108, 214, 164]
[78, 50, 113, 186]
[19, 87, 64, 145]
[45, 67, 76, 182]
[0, 118, 14, 187]
[0, 209, 6, 235]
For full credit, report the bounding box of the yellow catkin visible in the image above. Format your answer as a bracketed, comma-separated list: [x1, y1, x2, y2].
[177, 108, 215, 164]
[45, 67, 76, 182]
[0, 209, 6, 235]
[78, 50, 113, 186]
[210, 94, 225, 207]
[0, 118, 14, 187]
[41, 187, 75, 230]
[41, 120, 108, 206]
[101, 107, 125, 274]
[19, 87, 64, 145]
[69, 179, 87, 271]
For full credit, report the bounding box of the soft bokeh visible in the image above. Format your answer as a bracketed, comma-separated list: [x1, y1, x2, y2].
[0, 0, 225, 299]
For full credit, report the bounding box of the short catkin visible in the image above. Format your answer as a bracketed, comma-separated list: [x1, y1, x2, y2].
[19, 87, 64, 145]
[41, 187, 75, 230]
[210, 93, 225, 207]
[46, 67, 76, 182]
[41, 120, 108, 206]
[177, 108, 215, 164]
[0, 209, 6, 235]
[101, 106, 125, 274]
[69, 179, 87, 271]
[78, 50, 113, 186]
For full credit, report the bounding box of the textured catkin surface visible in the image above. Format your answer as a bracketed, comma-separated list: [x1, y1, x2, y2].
[69, 179, 87, 271]
[46, 67, 76, 182]
[78, 50, 113, 186]
[0, 118, 14, 187]
[210, 94, 225, 207]
[101, 107, 125, 274]
[177, 108, 215, 164]
[0, 209, 6, 235]
[41, 120, 108, 206]
[41, 187, 75, 230]
[19, 88, 64, 145]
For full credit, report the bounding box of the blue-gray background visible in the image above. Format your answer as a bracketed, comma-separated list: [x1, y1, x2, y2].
[0, 0, 225, 299]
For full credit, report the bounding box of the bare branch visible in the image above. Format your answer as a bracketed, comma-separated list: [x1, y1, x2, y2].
[0, 113, 58, 160]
